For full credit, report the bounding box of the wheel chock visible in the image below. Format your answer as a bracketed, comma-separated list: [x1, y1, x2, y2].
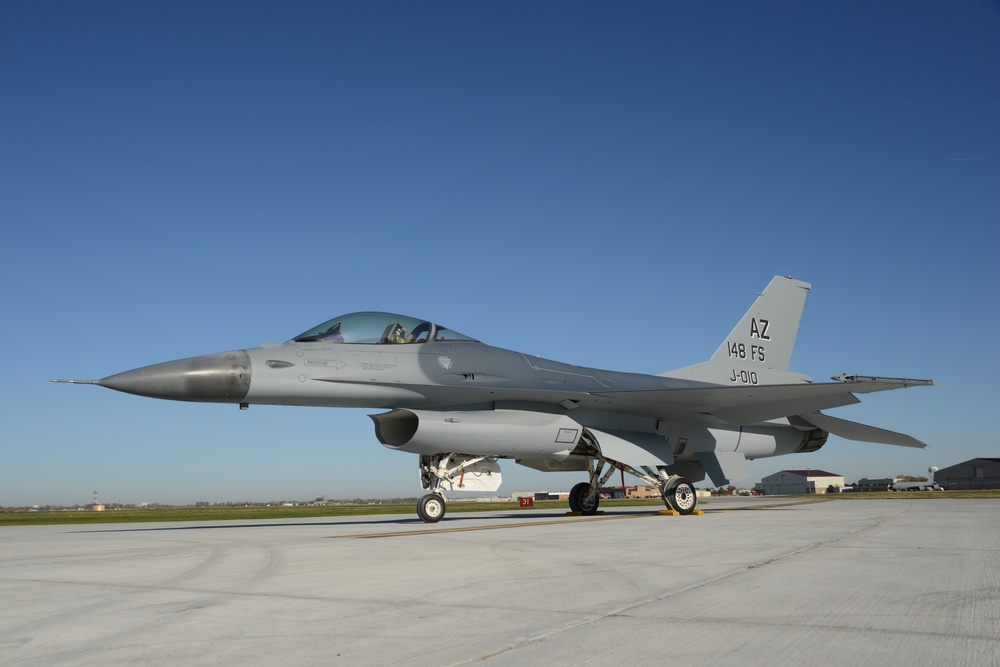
[658, 508, 705, 516]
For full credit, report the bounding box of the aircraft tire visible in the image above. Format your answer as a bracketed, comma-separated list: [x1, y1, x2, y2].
[569, 482, 599, 515]
[417, 494, 445, 523]
[664, 478, 697, 515]
[568, 483, 583, 513]
[660, 482, 678, 511]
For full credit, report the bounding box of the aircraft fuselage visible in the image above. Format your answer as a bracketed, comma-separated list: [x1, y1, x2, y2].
[56, 280, 933, 522]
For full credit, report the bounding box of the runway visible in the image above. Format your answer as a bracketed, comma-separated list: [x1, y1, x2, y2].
[3, 498, 999, 666]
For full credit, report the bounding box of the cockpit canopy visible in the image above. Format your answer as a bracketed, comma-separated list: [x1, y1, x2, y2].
[291, 312, 480, 345]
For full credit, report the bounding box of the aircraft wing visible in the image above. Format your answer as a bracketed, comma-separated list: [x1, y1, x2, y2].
[329, 375, 933, 426]
[590, 376, 935, 425]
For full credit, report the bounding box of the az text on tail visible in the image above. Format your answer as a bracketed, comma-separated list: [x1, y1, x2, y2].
[661, 276, 813, 386]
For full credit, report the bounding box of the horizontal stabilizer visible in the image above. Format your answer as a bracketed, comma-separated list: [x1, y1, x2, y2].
[799, 411, 928, 448]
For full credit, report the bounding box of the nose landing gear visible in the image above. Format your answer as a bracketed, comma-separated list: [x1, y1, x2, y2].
[414, 453, 502, 523]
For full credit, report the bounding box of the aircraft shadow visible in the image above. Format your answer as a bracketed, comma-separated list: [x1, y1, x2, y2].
[69, 509, 656, 533]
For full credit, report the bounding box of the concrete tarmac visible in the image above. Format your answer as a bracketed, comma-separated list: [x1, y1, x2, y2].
[2, 498, 998, 666]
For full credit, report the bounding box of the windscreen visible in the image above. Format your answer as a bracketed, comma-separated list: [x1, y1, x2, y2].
[291, 312, 479, 344]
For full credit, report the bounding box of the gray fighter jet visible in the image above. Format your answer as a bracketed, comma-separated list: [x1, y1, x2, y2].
[55, 276, 933, 522]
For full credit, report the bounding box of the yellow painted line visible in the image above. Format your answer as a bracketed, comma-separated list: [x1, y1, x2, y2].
[338, 513, 642, 539]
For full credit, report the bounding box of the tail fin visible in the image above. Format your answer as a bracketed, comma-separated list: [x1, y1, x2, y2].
[662, 276, 812, 385]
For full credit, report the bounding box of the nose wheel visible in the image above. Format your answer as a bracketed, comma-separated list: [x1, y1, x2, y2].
[417, 494, 446, 523]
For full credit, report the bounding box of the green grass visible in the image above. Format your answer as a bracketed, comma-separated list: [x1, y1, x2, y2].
[2, 492, 997, 526]
[0, 500, 586, 526]
[0, 503, 419, 526]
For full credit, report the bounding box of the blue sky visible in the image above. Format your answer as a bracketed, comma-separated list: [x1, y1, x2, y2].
[2, 1, 998, 506]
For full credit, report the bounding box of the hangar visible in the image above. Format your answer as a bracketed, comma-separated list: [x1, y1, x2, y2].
[934, 458, 1000, 490]
[758, 470, 845, 495]
[853, 477, 894, 492]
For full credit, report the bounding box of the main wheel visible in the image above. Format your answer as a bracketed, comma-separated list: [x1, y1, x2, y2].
[569, 482, 600, 515]
[417, 494, 446, 523]
[662, 477, 697, 515]
[660, 481, 677, 511]
[568, 482, 582, 513]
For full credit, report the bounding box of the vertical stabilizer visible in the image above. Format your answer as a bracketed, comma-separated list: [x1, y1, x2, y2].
[710, 276, 810, 371]
[662, 276, 812, 385]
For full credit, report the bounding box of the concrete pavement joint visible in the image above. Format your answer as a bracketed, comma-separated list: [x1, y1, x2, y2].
[453, 509, 899, 664]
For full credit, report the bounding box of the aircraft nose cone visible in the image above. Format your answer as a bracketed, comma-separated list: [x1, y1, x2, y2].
[99, 350, 251, 403]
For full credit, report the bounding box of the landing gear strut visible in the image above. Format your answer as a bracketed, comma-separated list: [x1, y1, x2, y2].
[568, 458, 619, 515]
[570, 452, 699, 516]
[569, 482, 600, 514]
[414, 453, 501, 523]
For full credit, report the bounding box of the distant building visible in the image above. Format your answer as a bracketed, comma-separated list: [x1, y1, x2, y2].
[511, 491, 569, 501]
[853, 477, 894, 492]
[934, 458, 1000, 490]
[599, 485, 660, 500]
[517, 487, 661, 501]
[758, 470, 845, 495]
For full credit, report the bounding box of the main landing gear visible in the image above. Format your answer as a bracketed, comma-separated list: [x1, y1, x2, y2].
[567, 458, 619, 515]
[661, 476, 697, 514]
[569, 454, 698, 516]
[569, 482, 600, 514]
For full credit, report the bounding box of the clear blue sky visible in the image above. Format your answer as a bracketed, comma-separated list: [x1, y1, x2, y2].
[2, 1, 998, 506]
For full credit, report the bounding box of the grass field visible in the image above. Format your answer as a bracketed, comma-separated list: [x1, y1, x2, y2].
[2, 491, 998, 526]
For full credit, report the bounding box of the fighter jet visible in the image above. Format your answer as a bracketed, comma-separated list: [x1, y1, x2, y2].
[54, 276, 933, 522]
